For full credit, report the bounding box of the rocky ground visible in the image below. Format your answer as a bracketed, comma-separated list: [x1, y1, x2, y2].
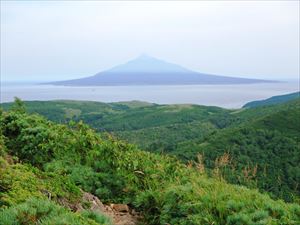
[78, 192, 141, 225]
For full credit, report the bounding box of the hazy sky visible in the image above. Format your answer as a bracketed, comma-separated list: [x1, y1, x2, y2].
[1, 1, 299, 81]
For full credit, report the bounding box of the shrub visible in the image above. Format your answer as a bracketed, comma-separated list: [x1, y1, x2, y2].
[0, 198, 110, 225]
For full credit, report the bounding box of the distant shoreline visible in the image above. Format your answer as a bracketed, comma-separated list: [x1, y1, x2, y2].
[1, 82, 298, 108]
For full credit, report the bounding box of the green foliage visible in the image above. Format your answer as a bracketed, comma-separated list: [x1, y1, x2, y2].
[45, 162, 125, 202]
[0, 198, 109, 225]
[0, 134, 7, 157]
[186, 104, 300, 202]
[115, 121, 217, 155]
[80, 210, 112, 225]
[0, 156, 80, 207]
[133, 176, 300, 225]
[11, 97, 26, 114]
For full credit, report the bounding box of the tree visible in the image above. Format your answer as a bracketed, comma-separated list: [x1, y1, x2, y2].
[12, 97, 26, 113]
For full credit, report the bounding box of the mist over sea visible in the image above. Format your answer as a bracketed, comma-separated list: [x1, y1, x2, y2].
[1, 81, 299, 108]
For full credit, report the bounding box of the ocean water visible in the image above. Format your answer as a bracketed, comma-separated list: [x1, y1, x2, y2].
[0, 81, 299, 108]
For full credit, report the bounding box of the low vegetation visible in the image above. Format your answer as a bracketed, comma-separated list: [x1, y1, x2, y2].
[0, 198, 111, 225]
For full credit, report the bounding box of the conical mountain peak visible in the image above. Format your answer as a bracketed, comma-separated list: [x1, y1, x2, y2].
[135, 54, 154, 60]
[109, 55, 190, 73]
[48, 55, 272, 86]
[129, 54, 168, 63]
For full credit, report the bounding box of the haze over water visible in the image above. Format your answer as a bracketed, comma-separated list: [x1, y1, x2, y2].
[1, 82, 298, 108]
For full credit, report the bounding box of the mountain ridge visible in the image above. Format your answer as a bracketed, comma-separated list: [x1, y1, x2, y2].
[243, 91, 300, 108]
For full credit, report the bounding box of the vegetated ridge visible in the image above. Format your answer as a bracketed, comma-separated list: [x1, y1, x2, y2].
[243, 91, 300, 108]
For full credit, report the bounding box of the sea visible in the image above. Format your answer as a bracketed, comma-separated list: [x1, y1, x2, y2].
[1, 81, 299, 109]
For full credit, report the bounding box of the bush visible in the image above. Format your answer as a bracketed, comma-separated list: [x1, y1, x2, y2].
[0, 157, 80, 207]
[0, 198, 109, 225]
[81, 210, 112, 225]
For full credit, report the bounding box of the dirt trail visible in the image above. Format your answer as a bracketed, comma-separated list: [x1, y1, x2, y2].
[79, 192, 141, 225]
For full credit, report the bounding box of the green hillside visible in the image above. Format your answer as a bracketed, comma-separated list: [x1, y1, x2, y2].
[179, 102, 300, 202]
[177, 100, 300, 200]
[1, 97, 299, 203]
[0, 100, 238, 149]
[0, 100, 235, 130]
[243, 91, 300, 108]
[1, 102, 299, 225]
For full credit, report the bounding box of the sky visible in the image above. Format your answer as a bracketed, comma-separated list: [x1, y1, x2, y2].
[1, 1, 299, 82]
